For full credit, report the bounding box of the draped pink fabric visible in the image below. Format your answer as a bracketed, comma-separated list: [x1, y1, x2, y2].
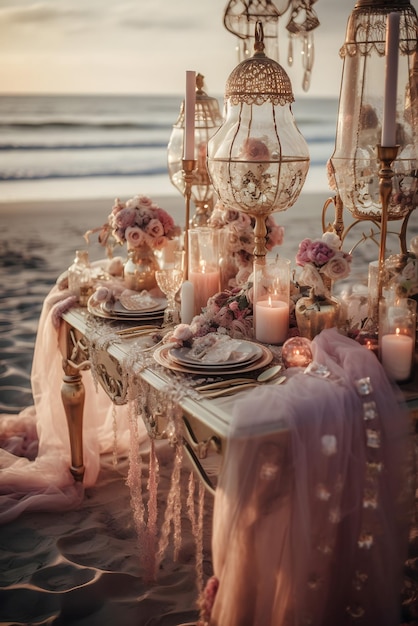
[209, 329, 415, 626]
[0, 286, 149, 524]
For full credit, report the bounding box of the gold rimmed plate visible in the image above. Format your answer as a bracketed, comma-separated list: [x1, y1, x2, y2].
[103, 298, 167, 316]
[87, 298, 164, 322]
[154, 343, 273, 376]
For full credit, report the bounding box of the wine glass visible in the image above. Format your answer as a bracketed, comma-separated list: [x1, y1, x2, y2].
[155, 268, 184, 326]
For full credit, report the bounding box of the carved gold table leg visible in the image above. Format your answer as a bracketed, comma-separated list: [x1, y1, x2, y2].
[60, 320, 88, 482]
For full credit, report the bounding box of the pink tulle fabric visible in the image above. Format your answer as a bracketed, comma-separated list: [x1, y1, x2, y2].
[0, 286, 149, 524]
[208, 329, 415, 626]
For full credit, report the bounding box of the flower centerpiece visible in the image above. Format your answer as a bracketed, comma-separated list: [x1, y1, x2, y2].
[208, 200, 285, 288]
[294, 231, 352, 339]
[93, 194, 180, 255]
[165, 281, 255, 347]
[86, 194, 181, 292]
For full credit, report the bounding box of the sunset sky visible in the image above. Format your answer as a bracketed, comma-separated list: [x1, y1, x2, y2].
[0, 0, 417, 98]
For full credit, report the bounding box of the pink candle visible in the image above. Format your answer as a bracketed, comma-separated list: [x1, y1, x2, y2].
[189, 268, 220, 315]
[184, 70, 196, 160]
[381, 12, 400, 147]
[255, 298, 289, 345]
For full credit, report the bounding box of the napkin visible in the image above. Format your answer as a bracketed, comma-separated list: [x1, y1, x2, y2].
[189, 334, 250, 363]
[119, 289, 159, 311]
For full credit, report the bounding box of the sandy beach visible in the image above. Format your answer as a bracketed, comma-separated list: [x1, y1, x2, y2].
[0, 190, 417, 625]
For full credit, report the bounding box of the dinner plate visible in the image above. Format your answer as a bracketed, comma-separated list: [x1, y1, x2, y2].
[104, 298, 166, 316]
[87, 299, 164, 322]
[169, 341, 263, 368]
[154, 343, 273, 376]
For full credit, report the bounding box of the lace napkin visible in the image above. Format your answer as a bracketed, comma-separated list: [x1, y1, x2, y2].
[189, 334, 249, 363]
[119, 289, 159, 311]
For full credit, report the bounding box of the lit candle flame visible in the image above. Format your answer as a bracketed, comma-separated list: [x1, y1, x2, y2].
[268, 295, 272, 307]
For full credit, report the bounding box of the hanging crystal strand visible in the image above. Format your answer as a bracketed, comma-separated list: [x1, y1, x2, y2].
[302, 31, 315, 91]
[288, 33, 294, 66]
[112, 405, 118, 467]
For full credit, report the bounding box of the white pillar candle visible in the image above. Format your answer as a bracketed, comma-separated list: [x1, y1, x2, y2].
[184, 70, 196, 160]
[381, 12, 400, 147]
[381, 328, 413, 381]
[255, 298, 289, 345]
[189, 268, 220, 315]
[180, 280, 195, 324]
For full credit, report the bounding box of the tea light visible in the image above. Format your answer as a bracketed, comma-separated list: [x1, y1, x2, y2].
[189, 263, 220, 315]
[282, 336, 313, 368]
[255, 297, 289, 345]
[381, 328, 414, 381]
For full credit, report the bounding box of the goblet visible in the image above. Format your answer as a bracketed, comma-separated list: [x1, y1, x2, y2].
[155, 268, 184, 327]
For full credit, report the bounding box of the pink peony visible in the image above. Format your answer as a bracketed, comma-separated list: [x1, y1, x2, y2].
[295, 238, 314, 265]
[308, 240, 335, 266]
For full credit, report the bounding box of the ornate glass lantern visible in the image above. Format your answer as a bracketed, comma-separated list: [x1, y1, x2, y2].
[329, 0, 418, 224]
[167, 74, 223, 226]
[207, 21, 309, 265]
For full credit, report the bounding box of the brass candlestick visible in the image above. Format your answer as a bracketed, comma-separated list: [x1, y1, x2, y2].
[182, 158, 196, 280]
[377, 144, 400, 304]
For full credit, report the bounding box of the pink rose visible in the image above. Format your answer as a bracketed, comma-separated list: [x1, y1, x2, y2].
[172, 324, 193, 342]
[152, 235, 167, 250]
[239, 137, 270, 161]
[145, 218, 164, 238]
[125, 226, 146, 248]
[113, 206, 136, 230]
[156, 208, 175, 234]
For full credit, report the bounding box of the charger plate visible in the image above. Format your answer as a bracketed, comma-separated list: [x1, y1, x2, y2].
[87, 299, 165, 322]
[103, 298, 166, 316]
[153, 343, 273, 376]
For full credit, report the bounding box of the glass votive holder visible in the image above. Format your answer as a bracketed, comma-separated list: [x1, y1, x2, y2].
[254, 257, 290, 345]
[282, 336, 313, 369]
[188, 228, 220, 315]
[379, 297, 417, 382]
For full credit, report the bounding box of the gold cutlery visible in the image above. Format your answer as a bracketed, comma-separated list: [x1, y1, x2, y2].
[198, 375, 286, 399]
[195, 364, 283, 392]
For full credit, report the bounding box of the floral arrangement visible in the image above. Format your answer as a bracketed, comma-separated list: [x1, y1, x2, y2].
[86, 194, 180, 255]
[166, 282, 255, 347]
[208, 201, 284, 286]
[295, 231, 352, 297]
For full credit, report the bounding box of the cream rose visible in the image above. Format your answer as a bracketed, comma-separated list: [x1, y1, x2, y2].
[322, 255, 351, 280]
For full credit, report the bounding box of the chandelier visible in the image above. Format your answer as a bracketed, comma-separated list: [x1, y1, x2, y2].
[222, 0, 320, 90]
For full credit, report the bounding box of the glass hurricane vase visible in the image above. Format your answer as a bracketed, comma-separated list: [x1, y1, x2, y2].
[123, 245, 159, 292]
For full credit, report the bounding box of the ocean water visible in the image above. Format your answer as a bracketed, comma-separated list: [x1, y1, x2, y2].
[0, 93, 338, 203]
